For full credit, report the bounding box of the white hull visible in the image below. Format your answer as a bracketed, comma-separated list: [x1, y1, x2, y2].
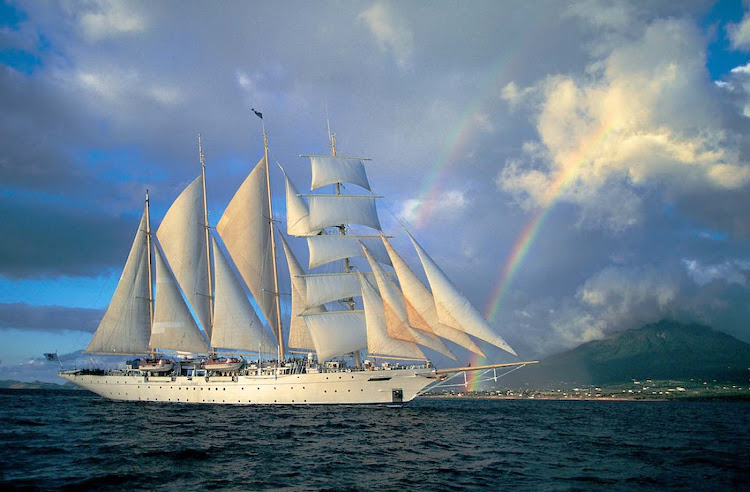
[59, 368, 439, 405]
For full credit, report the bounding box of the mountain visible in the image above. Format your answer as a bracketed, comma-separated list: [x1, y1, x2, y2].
[501, 320, 750, 387]
[0, 379, 82, 390]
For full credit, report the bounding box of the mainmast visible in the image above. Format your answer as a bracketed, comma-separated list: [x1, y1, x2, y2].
[199, 135, 214, 342]
[255, 110, 285, 359]
[145, 189, 155, 357]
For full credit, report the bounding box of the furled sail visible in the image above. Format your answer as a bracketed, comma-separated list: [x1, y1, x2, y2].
[381, 235, 486, 357]
[361, 243, 457, 361]
[86, 210, 151, 355]
[280, 165, 320, 237]
[309, 156, 371, 191]
[150, 245, 209, 354]
[307, 235, 391, 270]
[216, 157, 278, 341]
[211, 236, 273, 353]
[301, 272, 378, 310]
[279, 234, 318, 351]
[358, 274, 425, 360]
[156, 175, 212, 337]
[302, 311, 367, 362]
[307, 195, 381, 231]
[409, 234, 517, 356]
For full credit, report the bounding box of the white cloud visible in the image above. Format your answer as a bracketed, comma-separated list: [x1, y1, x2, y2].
[399, 189, 468, 224]
[497, 19, 750, 232]
[76, 0, 147, 42]
[727, 11, 750, 50]
[358, 2, 414, 69]
[683, 259, 750, 286]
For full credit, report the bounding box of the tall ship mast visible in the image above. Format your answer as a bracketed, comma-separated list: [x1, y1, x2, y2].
[59, 113, 534, 404]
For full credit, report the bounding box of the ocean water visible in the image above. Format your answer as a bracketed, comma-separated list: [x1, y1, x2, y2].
[1, 390, 749, 491]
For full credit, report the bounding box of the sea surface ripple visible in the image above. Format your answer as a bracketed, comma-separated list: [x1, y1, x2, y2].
[1, 390, 749, 491]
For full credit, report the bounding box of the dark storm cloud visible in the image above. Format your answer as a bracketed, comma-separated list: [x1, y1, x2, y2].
[0, 193, 139, 278]
[0, 302, 103, 333]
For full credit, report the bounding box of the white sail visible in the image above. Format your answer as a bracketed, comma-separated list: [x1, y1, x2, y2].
[361, 243, 457, 361]
[150, 245, 209, 354]
[381, 235, 486, 357]
[86, 210, 151, 355]
[279, 234, 318, 351]
[302, 272, 378, 310]
[307, 195, 381, 231]
[307, 235, 391, 270]
[156, 175, 212, 337]
[310, 156, 371, 191]
[280, 165, 320, 237]
[358, 274, 425, 360]
[302, 311, 367, 362]
[216, 157, 278, 341]
[409, 234, 517, 356]
[211, 236, 273, 353]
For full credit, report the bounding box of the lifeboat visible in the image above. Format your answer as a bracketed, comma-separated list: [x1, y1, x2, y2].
[204, 357, 243, 372]
[139, 358, 174, 373]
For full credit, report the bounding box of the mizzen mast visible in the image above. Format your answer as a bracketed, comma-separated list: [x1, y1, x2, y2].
[199, 135, 214, 341]
[254, 109, 285, 359]
[145, 189, 155, 357]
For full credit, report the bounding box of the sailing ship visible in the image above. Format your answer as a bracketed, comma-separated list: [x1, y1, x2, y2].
[59, 116, 534, 404]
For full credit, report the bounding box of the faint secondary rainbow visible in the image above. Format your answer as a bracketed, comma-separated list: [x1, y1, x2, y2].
[483, 120, 616, 326]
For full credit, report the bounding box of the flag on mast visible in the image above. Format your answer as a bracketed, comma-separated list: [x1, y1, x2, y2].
[252, 108, 263, 119]
[44, 353, 58, 361]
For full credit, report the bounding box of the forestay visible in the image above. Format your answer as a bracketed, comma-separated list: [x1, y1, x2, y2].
[85, 210, 151, 355]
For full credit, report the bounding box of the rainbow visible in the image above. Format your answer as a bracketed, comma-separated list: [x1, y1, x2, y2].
[464, 120, 614, 391]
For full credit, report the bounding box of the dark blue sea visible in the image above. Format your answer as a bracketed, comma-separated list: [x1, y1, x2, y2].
[1, 390, 749, 491]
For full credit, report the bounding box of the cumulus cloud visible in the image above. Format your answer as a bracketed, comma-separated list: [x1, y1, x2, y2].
[727, 9, 750, 50]
[358, 2, 414, 69]
[497, 19, 750, 233]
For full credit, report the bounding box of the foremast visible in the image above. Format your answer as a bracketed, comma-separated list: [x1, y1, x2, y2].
[330, 131, 361, 368]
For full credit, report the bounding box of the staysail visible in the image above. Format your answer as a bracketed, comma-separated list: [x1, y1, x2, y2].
[361, 243, 457, 360]
[381, 235, 486, 357]
[216, 157, 279, 342]
[86, 209, 151, 355]
[358, 274, 425, 360]
[155, 175, 212, 337]
[409, 233, 517, 356]
[211, 236, 273, 353]
[150, 245, 209, 353]
[279, 233, 318, 351]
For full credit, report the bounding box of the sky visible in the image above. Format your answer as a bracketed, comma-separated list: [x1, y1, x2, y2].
[2, 0, 750, 382]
